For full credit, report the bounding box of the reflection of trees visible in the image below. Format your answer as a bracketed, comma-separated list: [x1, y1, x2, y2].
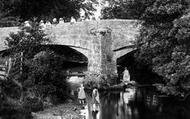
[131, 88, 190, 119]
[100, 92, 120, 119]
[86, 91, 121, 119]
[102, 92, 119, 119]
[126, 87, 159, 119]
[87, 88, 190, 119]
[122, 89, 137, 119]
[157, 99, 190, 119]
[101, 89, 138, 119]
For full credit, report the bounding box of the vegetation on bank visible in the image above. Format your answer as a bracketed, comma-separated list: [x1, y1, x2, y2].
[83, 71, 119, 90]
[0, 21, 71, 117]
[103, 0, 190, 97]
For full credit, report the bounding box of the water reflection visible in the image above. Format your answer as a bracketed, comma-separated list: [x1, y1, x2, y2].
[85, 87, 190, 119]
[115, 88, 136, 119]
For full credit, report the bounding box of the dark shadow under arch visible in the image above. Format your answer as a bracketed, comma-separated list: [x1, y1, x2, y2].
[117, 50, 161, 84]
[40, 45, 88, 64]
[0, 44, 88, 75]
[0, 44, 88, 64]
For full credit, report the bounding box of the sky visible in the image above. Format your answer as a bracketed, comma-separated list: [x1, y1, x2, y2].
[93, 0, 109, 19]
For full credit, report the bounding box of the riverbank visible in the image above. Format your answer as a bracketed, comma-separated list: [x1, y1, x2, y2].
[32, 101, 84, 119]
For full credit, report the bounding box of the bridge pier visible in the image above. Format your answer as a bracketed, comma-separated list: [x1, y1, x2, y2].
[88, 27, 117, 84]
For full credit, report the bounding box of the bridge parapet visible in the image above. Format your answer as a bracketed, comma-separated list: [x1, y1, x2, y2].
[45, 19, 140, 50]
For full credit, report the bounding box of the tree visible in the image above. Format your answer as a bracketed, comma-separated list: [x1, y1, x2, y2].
[3, 21, 48, 101]
[0, 0, 21, 27]
[0, 0, 97, 26]
[25, 50, 69, 105]
[135, 0, 190, 96]
[1, 21, 69, 112]
[102, 0, 188, 21]
[102, 0, 154, 19]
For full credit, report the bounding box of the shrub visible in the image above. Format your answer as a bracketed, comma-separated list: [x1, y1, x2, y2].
[83, 71, 111, 89]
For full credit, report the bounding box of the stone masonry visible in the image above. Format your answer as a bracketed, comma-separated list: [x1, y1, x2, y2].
[0, 19, 140, 81]
[88, 27, 117, 79]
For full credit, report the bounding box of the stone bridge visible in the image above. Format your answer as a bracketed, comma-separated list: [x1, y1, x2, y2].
[0, 19, 140, 80]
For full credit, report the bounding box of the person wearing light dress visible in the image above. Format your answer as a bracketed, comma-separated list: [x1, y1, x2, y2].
[70, 16, 76, 24]
[123, 67, 130, 83]
[78, 84, 86, 104]
[92, 88, 100, 119]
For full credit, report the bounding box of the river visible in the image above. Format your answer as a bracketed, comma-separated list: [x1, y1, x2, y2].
[84, 86, 190, 119]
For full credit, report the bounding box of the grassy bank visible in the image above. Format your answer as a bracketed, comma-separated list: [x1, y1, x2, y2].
[32, 101, 84, 119]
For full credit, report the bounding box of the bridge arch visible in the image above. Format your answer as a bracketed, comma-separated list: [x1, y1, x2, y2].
[0, 44, 88, 74]
[37, 45, 88, 74]
[0, 45, 88, 62]
[47, 43, 89, 58]
[40, 44, 88, 64]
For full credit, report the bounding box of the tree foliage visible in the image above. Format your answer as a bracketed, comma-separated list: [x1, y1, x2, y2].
[0, 0, 21, 27]
[5, 21, 49, 58]
[102, 0, 152, 19]
[135, 0, 190, 96]
[0, 0, 97, 27]
[102, 0, 188, 21]
[24, 50, 69, 107]
[1, 21, 69, 112]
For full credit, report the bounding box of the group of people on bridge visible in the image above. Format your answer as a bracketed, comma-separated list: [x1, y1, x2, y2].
[23, 14, 101, 30]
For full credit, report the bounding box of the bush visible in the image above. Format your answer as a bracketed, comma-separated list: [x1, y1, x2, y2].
[27, 50, 69, 102]
[83, 71, 111, 89]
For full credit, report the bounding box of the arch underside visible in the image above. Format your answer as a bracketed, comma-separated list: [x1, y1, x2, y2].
[0, 44, 88, 63]
[38, 45, 88, 75]
[43, 45, 88, 64]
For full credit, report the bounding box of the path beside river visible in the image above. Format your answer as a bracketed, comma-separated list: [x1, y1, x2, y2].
[32, 101, 84, 119]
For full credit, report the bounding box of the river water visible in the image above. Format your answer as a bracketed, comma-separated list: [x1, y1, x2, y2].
[84, 87, 190, 119]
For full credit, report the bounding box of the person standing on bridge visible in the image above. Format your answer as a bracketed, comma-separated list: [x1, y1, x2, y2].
[70, 16, 76, 24]
[78, 83, 86, 104]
